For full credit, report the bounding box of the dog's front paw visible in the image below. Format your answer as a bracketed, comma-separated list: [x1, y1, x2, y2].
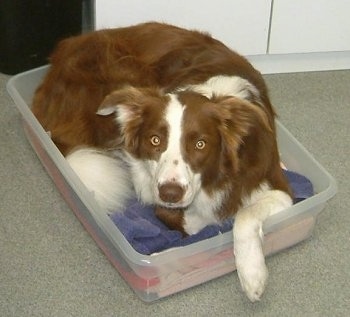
[236, 257, 268, 302]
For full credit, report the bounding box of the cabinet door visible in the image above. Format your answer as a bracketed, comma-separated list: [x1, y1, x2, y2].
[95, 0, 272, 55]
[269, 0, 350, 54]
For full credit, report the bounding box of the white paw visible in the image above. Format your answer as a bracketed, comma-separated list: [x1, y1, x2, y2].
[236, 257, 268, 302]
[234, 231, 268, 302]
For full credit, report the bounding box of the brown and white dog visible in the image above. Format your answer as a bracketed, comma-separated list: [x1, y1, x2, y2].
[32, 22, 293, 301]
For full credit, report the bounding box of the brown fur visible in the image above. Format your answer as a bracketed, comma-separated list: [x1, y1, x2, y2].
[99, 86, 170, 160]
[32, 22, 274, 154]
[155, 207, 187, 236]
[32, 22, 291, 231]
[177, 91, 287, 219]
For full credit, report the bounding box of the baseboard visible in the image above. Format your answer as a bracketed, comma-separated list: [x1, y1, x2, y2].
[247, 51, 350, 74]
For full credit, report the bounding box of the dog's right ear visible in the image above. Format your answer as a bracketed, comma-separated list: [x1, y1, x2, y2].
[97, 86, 145, 124]
[97, 87, 149, 153]
[97, 86, 168, 156]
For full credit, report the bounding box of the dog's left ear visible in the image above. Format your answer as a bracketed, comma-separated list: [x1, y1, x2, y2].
[214, 97, 273, 172]
[218, 97, 272, 137]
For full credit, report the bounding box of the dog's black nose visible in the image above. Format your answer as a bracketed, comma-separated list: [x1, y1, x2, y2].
[158, 182, 185, 203]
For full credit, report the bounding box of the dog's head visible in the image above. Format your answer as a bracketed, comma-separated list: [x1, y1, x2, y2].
[97, 84, 272, 211]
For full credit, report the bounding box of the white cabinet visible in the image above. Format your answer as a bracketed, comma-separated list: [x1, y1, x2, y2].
[95, 0, 272, 56]
[94, 0, 350, 73]
[269, 0, 350, 54]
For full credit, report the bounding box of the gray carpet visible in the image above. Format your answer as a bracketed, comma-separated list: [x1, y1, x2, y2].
[1, 69, 349, 316]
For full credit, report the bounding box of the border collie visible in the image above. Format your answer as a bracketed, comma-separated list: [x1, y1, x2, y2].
[32, 22, 292, 301]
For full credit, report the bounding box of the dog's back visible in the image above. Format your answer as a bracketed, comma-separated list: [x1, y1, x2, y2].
[32, 22, 272, 155]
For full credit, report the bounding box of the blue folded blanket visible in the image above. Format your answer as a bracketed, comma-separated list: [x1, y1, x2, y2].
[110, 170, 313, 255]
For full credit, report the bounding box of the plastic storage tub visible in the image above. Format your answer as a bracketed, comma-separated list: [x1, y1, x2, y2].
[7, 66, 337, 302]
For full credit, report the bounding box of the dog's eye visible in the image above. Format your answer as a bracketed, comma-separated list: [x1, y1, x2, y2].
[150, 135, 161, 146]
[195, 140, 206, 150]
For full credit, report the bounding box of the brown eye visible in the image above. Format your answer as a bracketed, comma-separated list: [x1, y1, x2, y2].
[195, 140, 206, 150]
[150, 135, 161, 146]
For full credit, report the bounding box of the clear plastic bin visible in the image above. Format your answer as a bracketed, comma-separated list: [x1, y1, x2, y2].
[7, 66, 337, 302]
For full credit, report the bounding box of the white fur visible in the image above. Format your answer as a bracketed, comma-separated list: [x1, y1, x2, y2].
[93, 75, 264, 213]
[66, 148, 134, 212]
[123, 155, 155, 205]
[183, 75, 262, 103]
[155, 95, 202, 207]
[234, 184, 292, 301]
[183, 189, 226, 235]
[124, 94, 203, 209]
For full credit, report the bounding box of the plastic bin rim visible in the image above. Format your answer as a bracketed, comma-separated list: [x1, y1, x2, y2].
[6, 65, 338, 266]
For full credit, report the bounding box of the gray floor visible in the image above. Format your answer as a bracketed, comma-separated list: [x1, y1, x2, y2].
[1, 69, 349, 317]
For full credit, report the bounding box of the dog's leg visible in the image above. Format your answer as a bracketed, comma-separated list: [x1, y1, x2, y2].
[155, 207, 187, 235]
[233, 189, 292, 302]
[66, 148, 134, 213]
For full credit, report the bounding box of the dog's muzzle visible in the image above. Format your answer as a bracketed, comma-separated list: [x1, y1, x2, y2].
[158, 182, 185, 205]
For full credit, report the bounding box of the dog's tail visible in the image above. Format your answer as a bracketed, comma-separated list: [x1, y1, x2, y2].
[66, 148, 134, 213]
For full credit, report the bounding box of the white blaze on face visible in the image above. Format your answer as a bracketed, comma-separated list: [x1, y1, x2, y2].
[154, 94, 201, 208]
